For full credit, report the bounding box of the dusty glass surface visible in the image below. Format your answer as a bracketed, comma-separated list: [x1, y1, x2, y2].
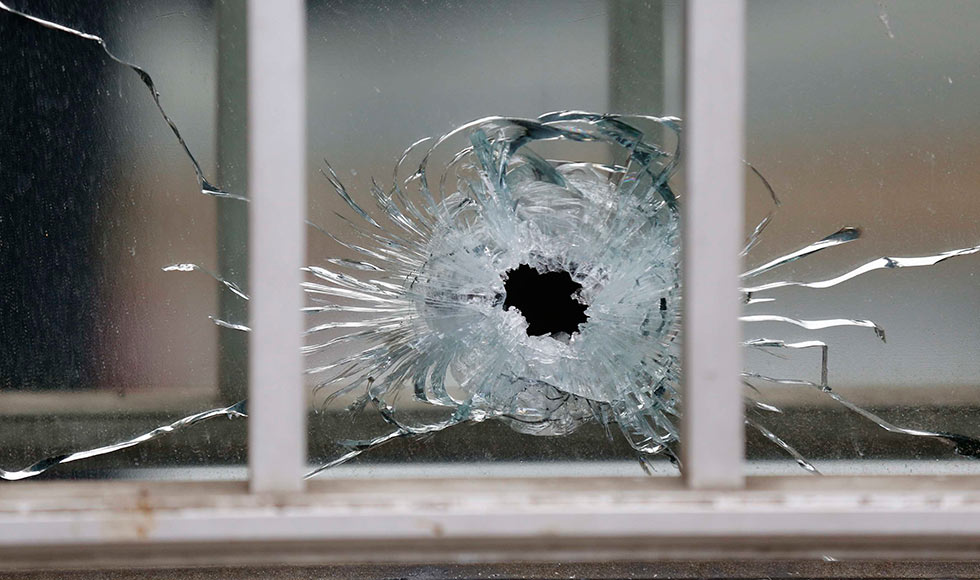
[0, 0, 247, 480]
[742, 0, 980, 474]
[304, 0, 686, 477]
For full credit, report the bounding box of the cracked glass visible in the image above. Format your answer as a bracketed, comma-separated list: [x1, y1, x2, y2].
[0, 0, 246, 480]
[742, 0, 980, 475]
[2, 0, 685, 480]
[4, 0, 979, 482]
[304, 0, 685, 478]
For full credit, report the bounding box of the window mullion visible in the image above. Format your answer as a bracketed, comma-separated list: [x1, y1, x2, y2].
[681, 0, 746, 489]
[247, 0, 308, 493]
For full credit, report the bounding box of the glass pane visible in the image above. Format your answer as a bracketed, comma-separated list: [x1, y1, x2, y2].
[0, 0, 247, 480]
[743, 0, 980, 475]
[305, 0, 685, 478]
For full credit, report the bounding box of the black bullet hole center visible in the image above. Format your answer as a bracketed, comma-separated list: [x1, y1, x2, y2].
[502, 264, 589, 337]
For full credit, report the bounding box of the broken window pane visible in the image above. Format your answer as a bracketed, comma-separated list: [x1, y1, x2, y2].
[743, 0, 980, 475]
[8, 0, 977, 482]
[0, 0, 246, 480]
[305, 0, 686, 478]
[2, 0, 687, 480]
[305, 0, 980, 479]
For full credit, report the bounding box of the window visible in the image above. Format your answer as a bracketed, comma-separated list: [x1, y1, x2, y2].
[2, 0, 980, 575]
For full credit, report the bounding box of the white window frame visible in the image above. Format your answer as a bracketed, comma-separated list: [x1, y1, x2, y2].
[3, 0, 980, 571]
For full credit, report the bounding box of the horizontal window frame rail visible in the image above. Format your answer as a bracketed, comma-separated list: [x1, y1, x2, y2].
[4, 477, 980, 568]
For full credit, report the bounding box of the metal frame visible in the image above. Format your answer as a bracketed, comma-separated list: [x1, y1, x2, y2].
[3, 0, 980, 572]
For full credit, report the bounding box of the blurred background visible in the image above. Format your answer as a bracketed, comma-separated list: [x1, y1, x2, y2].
[1, 0, 979, 479]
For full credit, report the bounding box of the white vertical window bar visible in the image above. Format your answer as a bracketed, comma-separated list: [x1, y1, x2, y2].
[247, 0, 307, 493]
[681, 0, 746, 489]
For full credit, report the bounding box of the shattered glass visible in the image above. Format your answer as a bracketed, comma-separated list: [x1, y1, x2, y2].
[304, 0, 682, 475]
[3, 0, 980, 480]
[305, 112, 684, 476]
